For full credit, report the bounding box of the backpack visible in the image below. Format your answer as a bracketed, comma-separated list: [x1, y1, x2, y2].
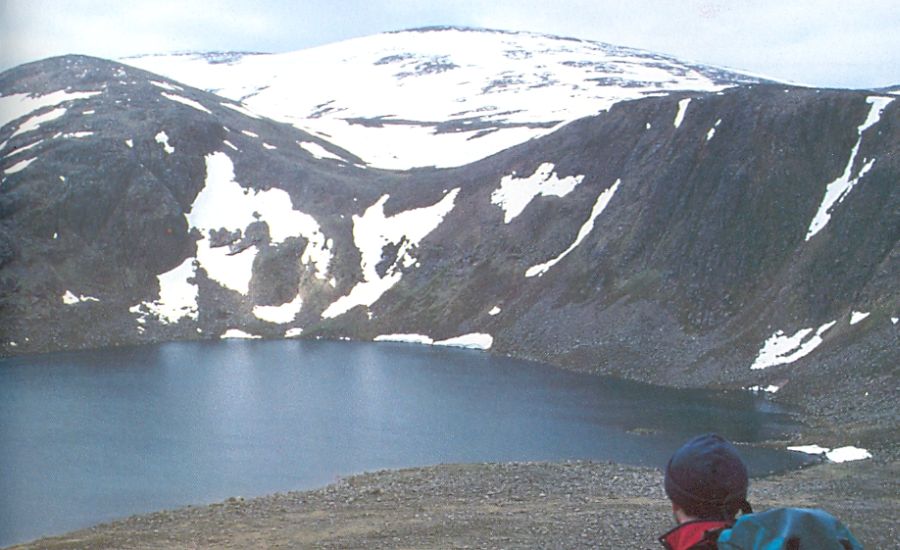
[716, 507, 863, 549]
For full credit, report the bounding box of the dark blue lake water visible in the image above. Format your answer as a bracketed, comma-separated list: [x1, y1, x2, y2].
[0, 340, 813, 546]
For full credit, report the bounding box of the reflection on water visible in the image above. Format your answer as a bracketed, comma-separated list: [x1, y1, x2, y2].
[0, 340, 812, 546]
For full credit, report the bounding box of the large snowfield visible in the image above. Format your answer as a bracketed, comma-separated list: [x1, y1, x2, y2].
[123, 28, 753, 169]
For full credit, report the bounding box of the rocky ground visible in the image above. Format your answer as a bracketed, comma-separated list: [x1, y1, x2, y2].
[12, 456, 897, 549]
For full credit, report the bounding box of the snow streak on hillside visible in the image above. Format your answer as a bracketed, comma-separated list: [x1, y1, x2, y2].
[123, 27, 768, 169]
[805, 95, 895, 240]
[526, 179, 620, 278]
[321, 188, 461, 319]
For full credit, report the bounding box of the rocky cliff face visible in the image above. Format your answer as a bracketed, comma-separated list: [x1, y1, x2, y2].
[1, 53, 897, 444]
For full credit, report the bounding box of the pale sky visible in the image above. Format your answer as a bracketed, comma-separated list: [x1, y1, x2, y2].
[1, 0, 897, 89]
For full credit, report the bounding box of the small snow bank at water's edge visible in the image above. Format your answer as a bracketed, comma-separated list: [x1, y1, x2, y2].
[787, 445, 872, 463]
[374, 332, 493, 350]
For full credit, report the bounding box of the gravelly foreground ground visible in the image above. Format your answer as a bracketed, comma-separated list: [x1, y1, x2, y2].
[11, 457, 897, 549]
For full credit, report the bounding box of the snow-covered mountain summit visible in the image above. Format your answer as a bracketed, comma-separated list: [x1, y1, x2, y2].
[123, 26, 773, 169]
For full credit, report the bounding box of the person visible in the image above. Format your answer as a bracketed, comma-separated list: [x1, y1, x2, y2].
[658, 433, 754, 550]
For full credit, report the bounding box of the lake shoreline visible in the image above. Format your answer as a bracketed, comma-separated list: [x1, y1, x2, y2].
[10, 456, 897, 549]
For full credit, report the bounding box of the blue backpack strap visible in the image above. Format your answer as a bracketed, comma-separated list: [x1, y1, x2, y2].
[716, 508, 863, 549]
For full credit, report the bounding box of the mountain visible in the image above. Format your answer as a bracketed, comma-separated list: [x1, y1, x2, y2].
[122, 26, 772, 169]
[0, 30, 898, 447]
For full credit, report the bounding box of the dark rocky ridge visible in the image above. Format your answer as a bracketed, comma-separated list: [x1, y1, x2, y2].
[1, 56, 897, 448]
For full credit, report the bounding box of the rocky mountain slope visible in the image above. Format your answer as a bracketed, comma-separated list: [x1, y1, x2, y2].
[0, 32, 897, 446]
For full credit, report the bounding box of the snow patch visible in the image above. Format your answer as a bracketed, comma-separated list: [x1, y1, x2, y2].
[253, 294, 303, 324]
[748, 385, 780, 394]
[673, 98, 691, 128]
[4, 157, 36, 175]
[433, 333, 494, 350]
[372, 332, 494, 350]
[892, 317, 898, 325]
[161, 92, 212, 114]
[131, 257, 199, 324]
[849, 311, 870, 325]
[155, 131, 174, 154]
[152, 258, 198, 322]
[195, 239, 256, 295]
[284, 327, 304, 338]
[221, 329, 261, 339]
[0, 89, 101, 129]
[806, 96, 894, 240]
[491, 163, 584, 224]
[750, 320, 837, 370]
[526, 179, 620, 277]
[5, 139, 42, 158]
[321, 189, 460, 319]
[827, 447, 872, 463]
[150, 80, 183, 92]
[62, 290, 99, 304]
[298, 141, 346, 162]
[125, 139, 133, 148]
[788, 445, 872, 463]
[788, 444, 829, 455]
[374, 334, 434, 345]
[489, 306, 502, 316]
[223, 140, 238, 151]
[187, 152, 332, 295]
[706, 119, 722, 141]
[241, 130, 259, 138]
[10, 107, 67, 139]
[263, 143, 277, 150]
